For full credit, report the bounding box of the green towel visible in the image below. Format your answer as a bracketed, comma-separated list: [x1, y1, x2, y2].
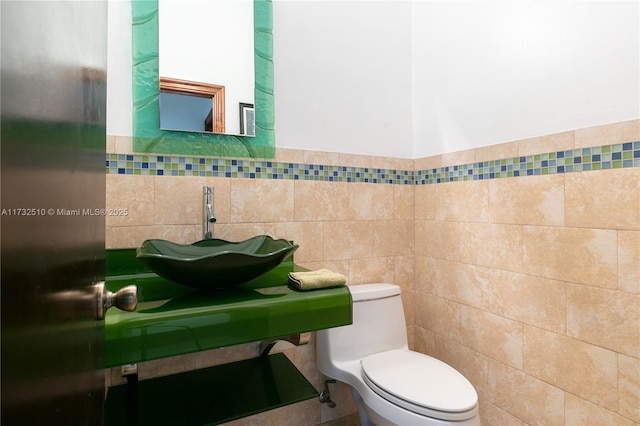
[287, 269, 347, 291]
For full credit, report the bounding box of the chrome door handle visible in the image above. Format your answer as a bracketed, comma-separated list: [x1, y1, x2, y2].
[94, 281, 137, 320]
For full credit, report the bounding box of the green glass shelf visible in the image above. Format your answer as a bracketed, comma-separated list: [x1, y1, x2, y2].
[105, 352, 318, 426]
[105, 249, 352, 368]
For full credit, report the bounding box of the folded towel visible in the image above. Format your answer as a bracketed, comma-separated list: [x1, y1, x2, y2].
[287, 269, 347, 291]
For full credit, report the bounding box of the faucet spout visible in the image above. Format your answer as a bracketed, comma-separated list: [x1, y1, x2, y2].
[203, 186, 216, 239]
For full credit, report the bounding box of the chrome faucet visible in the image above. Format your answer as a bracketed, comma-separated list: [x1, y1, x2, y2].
[203, 186, 216, 239]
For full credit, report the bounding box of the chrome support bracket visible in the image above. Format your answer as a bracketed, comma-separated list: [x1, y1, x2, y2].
[121, 363, 138, 377]
[259, 332, 311, 357]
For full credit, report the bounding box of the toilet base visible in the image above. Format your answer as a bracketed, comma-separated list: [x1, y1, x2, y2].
[338, 363, 481, 426]
[351, 388, 375, 426]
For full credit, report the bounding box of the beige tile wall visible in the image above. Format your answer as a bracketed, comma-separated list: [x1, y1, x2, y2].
[415, 119, 640, 425]
[106, 119, 639, 425]
[105, 144, 415, 424]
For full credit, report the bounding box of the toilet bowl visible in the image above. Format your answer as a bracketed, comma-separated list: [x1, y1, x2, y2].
[316, 283, 481, 425]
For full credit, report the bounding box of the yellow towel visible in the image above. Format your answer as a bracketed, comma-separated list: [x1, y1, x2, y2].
[287, 269, 347, 291]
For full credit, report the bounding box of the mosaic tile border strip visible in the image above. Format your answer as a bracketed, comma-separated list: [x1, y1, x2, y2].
[105, 155, 414, 184]
[417, 142, 640, 184]
[107, 141, 640, 184]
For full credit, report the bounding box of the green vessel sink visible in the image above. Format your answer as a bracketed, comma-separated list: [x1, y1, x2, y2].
[136, 236, 298, 289]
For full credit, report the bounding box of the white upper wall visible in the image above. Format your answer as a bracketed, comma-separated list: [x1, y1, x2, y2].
[412, 0, 639, 157]
[273, 1, 414, 158]
[107, 0, 132, 137]
[107, 0, 640, 159]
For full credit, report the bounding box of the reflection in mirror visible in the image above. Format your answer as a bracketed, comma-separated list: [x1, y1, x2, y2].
[239, 103, 255, 136]
[160, 93, 214, 133]
[158, 0, 254, 137]
[159, 77, 225, 133]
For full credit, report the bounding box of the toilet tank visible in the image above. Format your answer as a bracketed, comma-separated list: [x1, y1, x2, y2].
[317, 283, 408, 366]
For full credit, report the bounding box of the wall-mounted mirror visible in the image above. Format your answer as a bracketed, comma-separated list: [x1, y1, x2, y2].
[131, 0, 274, 158]
[158, 0, 255, 136]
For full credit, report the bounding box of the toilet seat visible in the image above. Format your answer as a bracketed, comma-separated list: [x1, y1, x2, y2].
[361, 350, 478, 422]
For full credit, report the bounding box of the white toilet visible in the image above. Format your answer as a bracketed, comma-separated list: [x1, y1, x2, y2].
[316, 283, 481, 425]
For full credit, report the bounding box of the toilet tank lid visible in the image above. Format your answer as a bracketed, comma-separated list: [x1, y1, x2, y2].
[349, 283, 400, 302]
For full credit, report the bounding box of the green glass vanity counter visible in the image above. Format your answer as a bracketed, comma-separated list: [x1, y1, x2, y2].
[105, 248, 352, 368]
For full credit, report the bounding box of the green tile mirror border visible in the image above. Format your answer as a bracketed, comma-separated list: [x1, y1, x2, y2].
[107, 141, 640, 183]
[131, 0, 275, 158]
